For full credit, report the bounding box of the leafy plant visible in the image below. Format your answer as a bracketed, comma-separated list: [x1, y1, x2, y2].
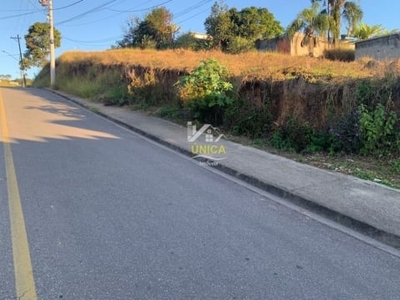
[359, 103, 398, 156]
[223, 98, 273, 138]
[177, 58, 234, 124]
[391, 158, 400, 174]
[270, 118, 314, 153]
[329, 109, 362, 154]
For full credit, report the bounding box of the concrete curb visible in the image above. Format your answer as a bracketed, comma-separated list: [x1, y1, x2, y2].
[49, 89, 400, 250]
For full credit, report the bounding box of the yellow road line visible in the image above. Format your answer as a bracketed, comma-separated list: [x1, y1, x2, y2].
[0, 90, 38, 300]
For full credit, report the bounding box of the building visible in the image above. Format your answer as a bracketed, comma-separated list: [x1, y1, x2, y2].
[355, 32, 400, 61]
[257, 32, 354, 57]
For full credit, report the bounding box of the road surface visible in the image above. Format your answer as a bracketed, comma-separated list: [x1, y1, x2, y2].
[1, 87, 399, 299]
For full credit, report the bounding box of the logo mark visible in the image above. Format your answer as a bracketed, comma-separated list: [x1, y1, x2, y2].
[187, 122, 227, 164]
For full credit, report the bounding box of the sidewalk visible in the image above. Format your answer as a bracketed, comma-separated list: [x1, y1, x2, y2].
[50, 89, 400, 250]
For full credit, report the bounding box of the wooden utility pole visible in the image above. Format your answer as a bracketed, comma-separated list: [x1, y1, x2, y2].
[39, 0, 55, 87]
[10, 35, 26, 87]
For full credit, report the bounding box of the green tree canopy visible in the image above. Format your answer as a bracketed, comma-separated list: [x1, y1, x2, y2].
[23, 22, 61, 68]
[204, 1, 283, 52]
[204, 0, 231, 50]
[116, 7, 177, 49]
[0, 74, 12, 80]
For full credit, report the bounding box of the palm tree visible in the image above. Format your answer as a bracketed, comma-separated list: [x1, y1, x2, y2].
[311, 0, 363, 46]
[342, 2, 363, 37]
[352, 23, 387, 40]
[286, 2, 329, 56]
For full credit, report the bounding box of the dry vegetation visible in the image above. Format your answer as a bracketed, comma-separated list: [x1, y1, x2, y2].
[38, 48, 399, 188]
[58, 48, 382, 81]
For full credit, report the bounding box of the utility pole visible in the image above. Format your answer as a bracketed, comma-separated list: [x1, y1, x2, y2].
[10, 35, 26, 87]
[39, 0, 55, 87]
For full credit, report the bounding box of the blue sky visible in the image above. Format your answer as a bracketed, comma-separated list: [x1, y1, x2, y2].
[0, 0, 398, 79]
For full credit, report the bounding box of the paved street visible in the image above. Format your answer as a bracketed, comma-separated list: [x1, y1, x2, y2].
[1, 87, 400, 300]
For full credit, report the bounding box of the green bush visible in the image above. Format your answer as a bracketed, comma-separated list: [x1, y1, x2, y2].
[329, 109, 362, 154]
[177, 58, 234, 124]
[359, 103, 398, 156]
[324, 48, 355, 62]
[270, 118, 314, 153]
[223, 99, 273, 139]
[226, 37, 255, 54]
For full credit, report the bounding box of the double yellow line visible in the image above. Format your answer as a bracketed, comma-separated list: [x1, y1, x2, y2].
[0, 90, 37, 299]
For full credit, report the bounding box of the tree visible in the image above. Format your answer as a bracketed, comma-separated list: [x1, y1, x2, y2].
[286, 2, 329, 56]
[0, 74, 12, 80]
[204, 0, 232, 50]
[352, 23, 387, 40]
[23, 22, 61, 68]
[204, 1, 283, 52]
[312, 0, 362, 46]
[116, 7, 177, 49]
[342, 2, 363, 37]
[235, 7, 283, 40]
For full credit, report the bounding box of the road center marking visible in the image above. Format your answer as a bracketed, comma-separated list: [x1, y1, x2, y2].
[0, 89, 38, 300]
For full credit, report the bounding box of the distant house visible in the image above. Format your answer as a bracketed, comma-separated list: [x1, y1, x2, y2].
[256, 32, 354, 57]
[189, 32, 212, 41]
[355, 32, 400, 61]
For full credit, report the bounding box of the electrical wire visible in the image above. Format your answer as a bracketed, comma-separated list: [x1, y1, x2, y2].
[0, 10, 44, 20]
[105, 0, 172, 13]
[53, 0, 85, 11]
[57, 0, 172, 27]
[176, 7, 210, 25]
[56, 0, 118, 25]
[63, 35, 123, 44]
[27, 0, 42, 11]
[174, 0, 213, 19]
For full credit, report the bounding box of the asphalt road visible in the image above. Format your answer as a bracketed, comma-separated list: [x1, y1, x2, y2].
[1, 87, 400, 300]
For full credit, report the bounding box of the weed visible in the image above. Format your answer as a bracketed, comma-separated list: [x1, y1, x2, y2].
[391, 158, 400, 174]
[329, 109, 362, 154]
[270, 118, 314, 153]
[359, 103, 398, 156]
[223, 98, 273, 139]
[177, 58, 234, 124]
[89, 106, 99, 113]
[156, 106, 181, 119]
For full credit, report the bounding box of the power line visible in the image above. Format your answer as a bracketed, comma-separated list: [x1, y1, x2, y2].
[53, 0, 85, 11]
[0, 9, 44, 21]
[56, 0, 118, 25]
[176, 7, 210, 26]
[58, 0, 173, 27]
[63, 35, 123, 44]
[27, 0, 43, 11]
[105, 0, 172, 13]
[174, 0, 212, 19]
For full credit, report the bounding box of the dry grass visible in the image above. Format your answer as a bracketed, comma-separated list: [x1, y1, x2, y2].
[58, 48, 382, 81]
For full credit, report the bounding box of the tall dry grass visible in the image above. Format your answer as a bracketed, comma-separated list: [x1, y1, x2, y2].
[58, 48, 380, 81]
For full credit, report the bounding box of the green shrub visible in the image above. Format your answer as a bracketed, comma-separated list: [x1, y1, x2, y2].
[324, 48, 355, 62]
[177, 58, 234, 124]
[329, 109, 362, 154]
[226, 37, 255, 54]
[223, 99, 273, 139]
[359, 103, 398, 156]
[270, 118, 314, 153]
[307, 130, 333, 153]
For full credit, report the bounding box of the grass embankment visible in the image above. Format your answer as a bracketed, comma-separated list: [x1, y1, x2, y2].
[34, 49, 400, 189]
